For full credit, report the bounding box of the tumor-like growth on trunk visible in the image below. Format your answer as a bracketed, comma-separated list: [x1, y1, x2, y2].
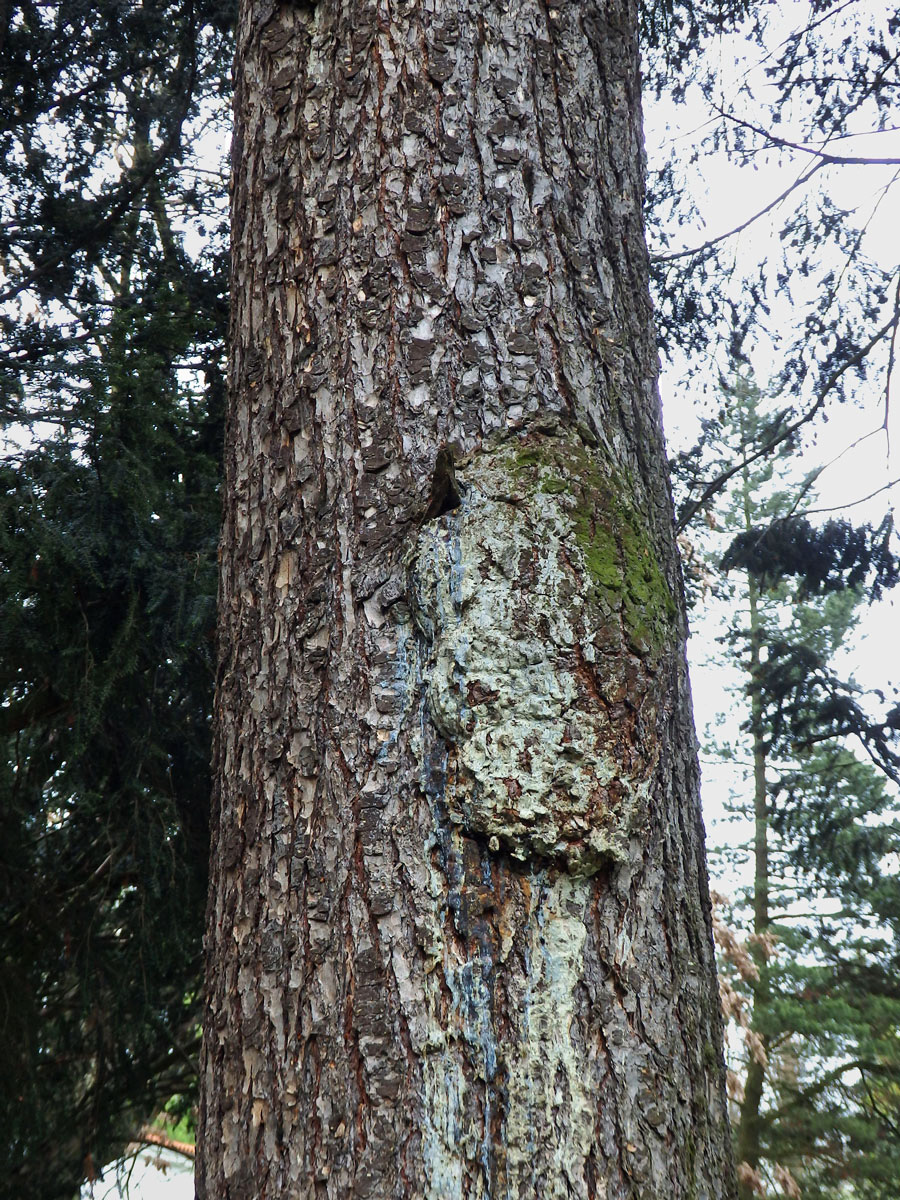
[409, 430, 674, 872]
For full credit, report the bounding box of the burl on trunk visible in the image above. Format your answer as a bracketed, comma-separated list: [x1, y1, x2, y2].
[197, 2, 736, 1198]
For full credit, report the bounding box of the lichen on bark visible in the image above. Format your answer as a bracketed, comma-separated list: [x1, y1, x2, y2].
[408, 430, 671, 872]
[200, 0, 738, 1191]
[418, 872, 595, 1200]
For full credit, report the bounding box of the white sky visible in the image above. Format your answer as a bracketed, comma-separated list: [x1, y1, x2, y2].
[81, 1150, 192, 1200]
[645, 12, 900, 884]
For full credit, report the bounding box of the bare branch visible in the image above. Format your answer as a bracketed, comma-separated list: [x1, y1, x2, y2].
[136, 1128, 196, 1160]
[884, 273, 900, 454]
[793, 475, 900, 518]
[651, 162, 825, 264]
[714, 107, 900, 166]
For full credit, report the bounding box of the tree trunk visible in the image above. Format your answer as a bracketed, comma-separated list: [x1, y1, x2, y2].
[735, 462, 772, 1197]
[197, 2, 737, 1197]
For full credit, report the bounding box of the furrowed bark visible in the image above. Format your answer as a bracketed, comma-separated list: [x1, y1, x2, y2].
[198, 1, 737, 1197]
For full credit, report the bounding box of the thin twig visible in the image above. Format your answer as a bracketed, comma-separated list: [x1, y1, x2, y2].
[713, 107, 900, 166]
[793, 476, 900, 518]
[136, 1128, 196, 1160]
[651, 162, 825, 264]
[884, 273, 900, 456]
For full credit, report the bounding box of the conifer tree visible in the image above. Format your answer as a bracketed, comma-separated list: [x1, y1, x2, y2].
[196, 1, 739, 1195]
[0, 2, 232, 1192]
[2, 1, 898, 1193]
[699, 379, 900, 1199]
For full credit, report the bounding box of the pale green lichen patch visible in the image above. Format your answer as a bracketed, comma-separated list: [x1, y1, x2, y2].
[418, 872, 595, 1200]
[409, 431, 666, 871]
[503, 875, 595, 1196]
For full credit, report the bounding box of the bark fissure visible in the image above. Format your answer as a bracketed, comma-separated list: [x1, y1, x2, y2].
[199, 1, 736, 1196]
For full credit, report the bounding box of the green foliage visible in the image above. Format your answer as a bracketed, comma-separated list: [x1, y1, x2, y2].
[722, 517, 899, 603]
[705, 380, 900, 1199]
[0, 333, 222, 1195]
[0, 1, 232, 1194]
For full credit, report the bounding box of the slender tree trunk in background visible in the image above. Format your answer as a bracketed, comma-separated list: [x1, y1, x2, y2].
[736, 464, 771, 1196]
[197, 1, 736, 1197]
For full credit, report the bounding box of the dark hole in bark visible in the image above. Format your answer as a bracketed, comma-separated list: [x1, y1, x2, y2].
[424, 447, 462, 521]
[432, 477, 462, 517]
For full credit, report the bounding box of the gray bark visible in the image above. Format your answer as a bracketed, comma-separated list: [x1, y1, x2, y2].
[197, 1, 737, 1197]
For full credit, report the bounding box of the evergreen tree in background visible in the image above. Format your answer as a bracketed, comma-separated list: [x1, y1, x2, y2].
[1, 0, 898, 1194]
[0, 1, 232, 1192]
[698, 379, 900, 1199]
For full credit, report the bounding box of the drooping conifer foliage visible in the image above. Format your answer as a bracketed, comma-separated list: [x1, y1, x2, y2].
[0, 1, 232, 1193]
[721, 517, 899, 603]
[647, 2, 900, 531]
[700, 380, 900, 1200]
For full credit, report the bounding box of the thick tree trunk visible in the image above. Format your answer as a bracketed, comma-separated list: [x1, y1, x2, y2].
[197, 2, 737, 1197]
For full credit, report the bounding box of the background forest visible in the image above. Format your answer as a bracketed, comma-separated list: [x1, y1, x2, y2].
[1, 1, 898, 1198]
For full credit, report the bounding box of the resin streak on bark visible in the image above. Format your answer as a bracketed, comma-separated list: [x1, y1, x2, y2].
[198, 1, 736, 1197]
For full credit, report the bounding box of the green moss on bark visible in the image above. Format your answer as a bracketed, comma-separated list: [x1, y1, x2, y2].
[507, 434, 676, 657]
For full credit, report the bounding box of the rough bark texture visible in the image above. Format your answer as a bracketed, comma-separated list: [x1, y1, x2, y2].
[198, 1, 737, 1197]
